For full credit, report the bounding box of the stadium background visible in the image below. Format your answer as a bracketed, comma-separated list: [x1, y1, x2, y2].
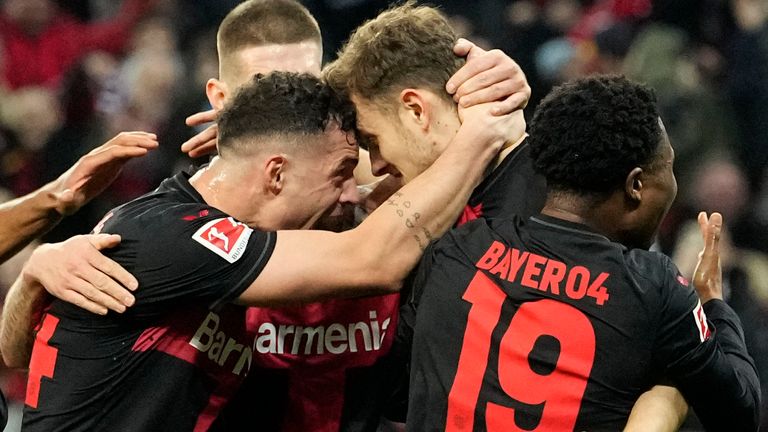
[1, 0, 767, 430]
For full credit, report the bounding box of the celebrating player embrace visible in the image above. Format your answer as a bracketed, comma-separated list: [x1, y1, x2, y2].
[401, 76, 760, 431]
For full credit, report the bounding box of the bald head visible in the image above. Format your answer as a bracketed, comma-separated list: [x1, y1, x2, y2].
[217, 0, 322, 86]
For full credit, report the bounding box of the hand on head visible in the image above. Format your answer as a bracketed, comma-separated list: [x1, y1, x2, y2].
[448, 38, 531, 116]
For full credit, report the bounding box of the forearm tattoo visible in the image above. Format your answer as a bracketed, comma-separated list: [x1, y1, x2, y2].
[386, 192, 433, 250]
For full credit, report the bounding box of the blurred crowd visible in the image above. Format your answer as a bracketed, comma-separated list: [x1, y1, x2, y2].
[0, 0, 767, 430]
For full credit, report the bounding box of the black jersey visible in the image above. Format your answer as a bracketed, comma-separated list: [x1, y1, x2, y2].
[456, 140, 545, 227]
[22, 172, 276, 432]
[403, 215, 759, 431]
[213, 142, 547, 432]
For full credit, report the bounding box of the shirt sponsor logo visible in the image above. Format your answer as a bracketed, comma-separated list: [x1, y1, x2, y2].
[192, 217, 252, 263]
[693, 300, 711, 342]
[189, 312, 253, 375]
[254, 310, 391, 356]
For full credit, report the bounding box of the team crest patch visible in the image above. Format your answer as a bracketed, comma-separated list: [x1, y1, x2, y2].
[692, 300, 711, 342]
[193, 217, 252, 263]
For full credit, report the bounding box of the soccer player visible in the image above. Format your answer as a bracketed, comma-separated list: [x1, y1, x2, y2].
[325, 4, 698, 430]
[195, 3, 530, 431]
[0, 132, 155, 432]
[0, 71, 518, 430]
[4, 2, 529, 431]
[324, 2, 545, 233]
[401, 76, 760, 431]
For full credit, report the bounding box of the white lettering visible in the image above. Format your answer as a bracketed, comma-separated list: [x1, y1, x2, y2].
[189, 312, 219, 351]
[254, 311, 393, 356]
[256, 323, 277, 354]
[188, 312, 252, 376]
[347, 322, 372, 353]
[325, 323, 347, 354]
[233, 347, 252, 375]
[291, 326, 324, 355]
[277, 325, 295, 354]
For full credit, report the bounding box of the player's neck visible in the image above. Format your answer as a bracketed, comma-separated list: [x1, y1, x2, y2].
[189, 156, 267, 226]
[540, 193, 621, 240]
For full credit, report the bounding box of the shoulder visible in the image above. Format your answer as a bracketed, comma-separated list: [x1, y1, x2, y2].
[100, 178, 223, 236]
[624, 248, 692, 298]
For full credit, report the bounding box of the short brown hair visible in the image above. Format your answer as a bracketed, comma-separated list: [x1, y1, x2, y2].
[325, 1, 463, 106]
[217, 0, 321, 65]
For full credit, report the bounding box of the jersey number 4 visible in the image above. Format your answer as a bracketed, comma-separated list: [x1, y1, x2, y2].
[446, 271, 596, 431]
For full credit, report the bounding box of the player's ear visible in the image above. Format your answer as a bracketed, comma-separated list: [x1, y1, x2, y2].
[206, 78, 229, 111]
[264, 155, 287, 194]
[625, 167, 644, 203]
[398, 89, 430, 133]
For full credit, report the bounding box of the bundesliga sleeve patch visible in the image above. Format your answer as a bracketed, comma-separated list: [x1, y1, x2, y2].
[193, 217, 253, 263]
[692, 299, 711, 342]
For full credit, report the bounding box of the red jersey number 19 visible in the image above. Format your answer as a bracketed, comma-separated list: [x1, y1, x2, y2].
[446, 271, 596, 431]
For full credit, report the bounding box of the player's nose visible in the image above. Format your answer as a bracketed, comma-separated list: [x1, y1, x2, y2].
[339, 176, 360, 205]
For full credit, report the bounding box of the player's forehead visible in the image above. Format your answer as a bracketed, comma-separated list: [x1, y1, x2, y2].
[350, 94, 389, 137]
[322, 123, 359, 164]
[235, 41, 322, 77]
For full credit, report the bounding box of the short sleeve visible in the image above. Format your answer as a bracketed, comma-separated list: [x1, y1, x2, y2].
[103, 207, 275, 320]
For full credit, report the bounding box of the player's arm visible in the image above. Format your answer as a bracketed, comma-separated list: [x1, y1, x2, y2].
[237, 104, 516, 305]
[0, 132, 157, 263]
[658, 213, 760, 431]
[0, 273, 47, 368]
[624, 385, 688, 432]
[0, 234, 134, 367]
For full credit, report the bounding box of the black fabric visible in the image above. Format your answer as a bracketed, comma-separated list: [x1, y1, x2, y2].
[382, 142, 547, 424]
[22, 171, 276, 431]
[214, 141, 547, 431]
[0, 389, 7, 430]
[403, 215, 759, 431]
[464, 141, 547, 223]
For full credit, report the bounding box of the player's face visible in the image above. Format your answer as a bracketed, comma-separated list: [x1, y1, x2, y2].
[633, 120, 678, 249]
[281, 125, 361, 230]
[352, 96, 437, 184]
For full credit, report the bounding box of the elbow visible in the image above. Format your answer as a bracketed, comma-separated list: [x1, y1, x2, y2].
[728, 387, 761, 432]
[0, 324, 30, 369]
[0, 343, 27, 369]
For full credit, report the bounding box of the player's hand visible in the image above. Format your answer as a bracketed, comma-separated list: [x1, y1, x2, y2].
[692, 212, 723, 303]
[181, 109, 219, 158]
[52, 132, 158, 216]
[448, 38, 530, 116]
[23, 234, 138, 315]
[458, 98, 527, 150]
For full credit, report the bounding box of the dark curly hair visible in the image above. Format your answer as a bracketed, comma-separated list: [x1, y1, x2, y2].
[528, 75, 662, 196]
[217, 71, 356, 155]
